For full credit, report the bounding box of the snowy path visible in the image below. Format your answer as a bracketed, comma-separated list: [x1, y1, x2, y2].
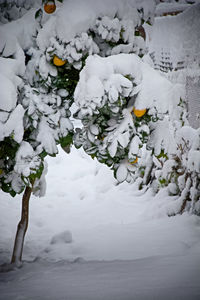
[0, 147, 200, 299]
[0, 253, 200, 300]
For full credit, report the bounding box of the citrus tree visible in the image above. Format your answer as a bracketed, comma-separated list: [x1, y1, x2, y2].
[0, 0, 199, 268]
[0, 0, 156, 267]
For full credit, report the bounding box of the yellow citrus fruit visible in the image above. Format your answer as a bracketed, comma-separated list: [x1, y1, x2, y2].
[98, 135, 104, 141]
[133, 108, 146, 118]
[53, 55, 67, 67]
[129, 157, 138, 164]
[44, 1, 56, 14]
[0, 169, 3, 175]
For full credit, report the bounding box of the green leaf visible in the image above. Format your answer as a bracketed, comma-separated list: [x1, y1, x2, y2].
[29, 163, 44, 182]
[1, 182, 16, 197]
[39, 150, 48, 159]
[59, 132, 73, 148]
[10, 190, 17, 197]
[156, 149, 168, 160]
[35, 8, 43, 19]
[32, 89, 40, 95]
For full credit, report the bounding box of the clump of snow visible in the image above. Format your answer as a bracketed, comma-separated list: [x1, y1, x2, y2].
[0, 46, 25, 112]
[14, 141, 41, 178]
[36, 117, 58, 155]
[0, 9, 38, 56]
[37, 0, 155, 50]
[50, 230, 73, 245]
[0, 74, 17, 112]
[75, 53, 182, 115]
[0, 104, 24, 143]
[33, 161, 48, 198]
[0, 0, 41, 24]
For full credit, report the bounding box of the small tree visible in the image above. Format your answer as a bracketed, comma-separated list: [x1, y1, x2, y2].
[0, 0, 155, 267]
[0, 0, 199, 268]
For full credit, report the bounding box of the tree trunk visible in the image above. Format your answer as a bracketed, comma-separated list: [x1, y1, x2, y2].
[11, 183, 34, 266]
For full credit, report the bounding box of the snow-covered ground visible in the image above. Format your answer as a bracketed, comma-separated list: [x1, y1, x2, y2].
[0, 147, 200, 299]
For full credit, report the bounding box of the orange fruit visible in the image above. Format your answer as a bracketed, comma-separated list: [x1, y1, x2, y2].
[53, 55, 67, 67]
[97, 135, 104, 141]
[133, 108, 146, 118]
[44, 1, 56, 14]
[129, 157, 138, 164]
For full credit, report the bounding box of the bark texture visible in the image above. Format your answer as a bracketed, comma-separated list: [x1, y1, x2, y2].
[11, 184, 33, 265]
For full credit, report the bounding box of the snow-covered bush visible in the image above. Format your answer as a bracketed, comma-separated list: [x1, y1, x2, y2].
[0, 0, 200, 268]
[156, 126, 200, 214]
[0, 0, 156, 197]
[0, 0, 199, 211]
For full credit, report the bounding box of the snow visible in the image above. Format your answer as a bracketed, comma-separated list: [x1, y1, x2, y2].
[0, 9, 38, 56]
[37, 0, 155, 51]
[0, 148, 200, 299]
[0, 256, 200, 300]
[0, 104, 24, 143]
[50, 230, 73, 245]
[0, 74, 17, 112]
[75, 53, 182, 115]
[14, 141, 41, 178]
[149, 3, 200, 71]
[116, 162, 128, 182]
[0, 0, 200, 298]
[0, 53, 25, 112]
[155, 2, 191, 17]
[36, 117, 58, 155]
[188, 150, 200, 173]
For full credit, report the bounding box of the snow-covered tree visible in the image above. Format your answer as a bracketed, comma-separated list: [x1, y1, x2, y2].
[0, 0, 156, 267]
[0, 0, 199, 267]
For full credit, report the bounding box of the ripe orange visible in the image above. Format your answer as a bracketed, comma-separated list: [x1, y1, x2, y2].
[133, 108, 146, 118]
[97, 135, 104, 141]
[44, 1, 56, 14]
[129, 157, 138, 164]
[53, 55, 67, 66]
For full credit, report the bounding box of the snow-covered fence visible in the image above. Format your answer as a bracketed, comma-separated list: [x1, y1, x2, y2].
[149, 4, 200, 130]
[149, 50, 185, 73]
[186, 75, 200, 129]
[149, 4, 200, 74]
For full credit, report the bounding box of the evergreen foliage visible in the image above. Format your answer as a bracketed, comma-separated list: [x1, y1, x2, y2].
[0, 0, 199, 215]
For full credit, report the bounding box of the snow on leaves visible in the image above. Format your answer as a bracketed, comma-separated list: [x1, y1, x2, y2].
[0, 0, 199, 214]
[106, 109, 134, 158]
[0, 105, 24, 144]
[14, 141, 41, 178]
[74, 53, 184, 184]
